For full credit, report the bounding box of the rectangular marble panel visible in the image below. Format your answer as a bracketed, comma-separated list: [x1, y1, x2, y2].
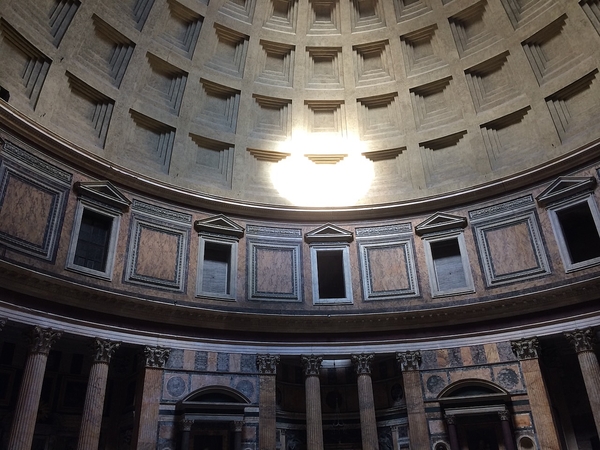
[473, 210, 551, 286]
[359, 237, 419, 300]
[0, 142, 71, 262]
[124, 211, 190, 291]
[248, 239, 302, 301]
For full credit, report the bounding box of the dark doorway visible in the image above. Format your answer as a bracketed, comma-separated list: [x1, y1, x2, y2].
[193, 434, 225, 450]
[466, 427, 499, 450]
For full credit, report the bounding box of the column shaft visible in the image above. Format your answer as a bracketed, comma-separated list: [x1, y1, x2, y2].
[500, 416, 516, 450]
[259, 374, 277, 450]
[447, 420, 459, 450]
[402, 370, 429, 448]
[357, 373, 378, 450]
[8, 351, 50, 450]
[577, 350, 600, 436]
[305, 374, 324, 450]
[77, 361, 110, 449]
[8, 326, 61, 450]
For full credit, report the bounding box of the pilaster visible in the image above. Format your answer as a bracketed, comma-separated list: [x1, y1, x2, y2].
[397, 350, 429, 450]
[257, 354, 279, 450]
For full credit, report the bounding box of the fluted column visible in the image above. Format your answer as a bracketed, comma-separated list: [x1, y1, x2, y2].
[565, 328, 600, 437]
[498, 409, 516, 450]
[352, 353, 378, 450]
[302, 354, 324, 450]
[133, 346, 171, 450]
[257, 354, 279, 450]
[180, 419, 194, 450]
[397, 351, 429, 449]
[77, 338, 120, 450]
[511, 338, 561, 450]
[8, 326, 62, 450]
[445, 415, 460, 450]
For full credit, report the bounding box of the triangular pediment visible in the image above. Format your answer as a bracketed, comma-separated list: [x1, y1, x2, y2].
[305, 223, 353, 243]
[536, 177, 597, 207]
[415, 212, 467, 236]
[74, 181, 130, 212]
[194, 214, 244, 238]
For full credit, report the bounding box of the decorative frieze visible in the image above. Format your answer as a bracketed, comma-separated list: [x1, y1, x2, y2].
[565, 328, 596, 353]
[92, 338, 121, 363]
[28, 326, 62, 355]
[257, 354, 280, 374]
[511, 337, 539, 360]
[352, 353, 374, 375]
[144, 346, 171, 368]
[397, 350, 422, 371]
[301, 354, 323, 377]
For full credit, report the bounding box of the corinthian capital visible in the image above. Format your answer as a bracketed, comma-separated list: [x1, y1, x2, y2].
[92, 338, 121, 363]
[396, 350, 422, 371]
[256, 354, 280, 374]
[564, 328, 596, 353]
[144, 346, 171, 368]
[301, 354, 323, 377]
[352, 353, 374, 375]
[28, 326, 62, 355]
[0, 317, 6, 331]
[511, 337, 540, 360]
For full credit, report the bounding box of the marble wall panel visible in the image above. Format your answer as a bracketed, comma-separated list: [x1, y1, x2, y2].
[124, 200, 191, 291]
[0, 140, 71, 262]
[247, 237, 302, 302]
[358, 237, 419, 300]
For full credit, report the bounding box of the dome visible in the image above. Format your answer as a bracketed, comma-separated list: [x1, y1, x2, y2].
[0, 0, 600, 449]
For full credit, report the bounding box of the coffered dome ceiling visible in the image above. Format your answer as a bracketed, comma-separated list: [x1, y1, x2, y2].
[1, 0, 600, 212]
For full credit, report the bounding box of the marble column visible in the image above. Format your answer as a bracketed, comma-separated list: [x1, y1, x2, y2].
[565, 328, 600, 437]
[77, 338, 120, 450]
[511, 337, 561, 450]
[8, 326, 62, 450]
[397, 351, 429, 449]
[445, 415, 460, 450]
[302, 354, 324, 450]
[257, 354, 279, 450]
[133, 346, 171, 450]
[498, 409, 516, 450]
[352, 353, 378, 450]
[180, 419, 194, 450]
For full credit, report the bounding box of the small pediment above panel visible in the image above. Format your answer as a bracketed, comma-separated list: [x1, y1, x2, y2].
[305, 223, 353, 243]
[74, 181, 130, 212]
[536, 177, 597, 207]
[415, 212, 467, 236]
[194, 214, 244, 238]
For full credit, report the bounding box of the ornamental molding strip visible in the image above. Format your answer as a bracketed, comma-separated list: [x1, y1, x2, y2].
[415, 212, 468, 236]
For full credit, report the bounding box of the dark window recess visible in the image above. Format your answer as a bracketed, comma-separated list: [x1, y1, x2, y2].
[202, 242, 231, 294]
[431, 239, 467, 291]
[74, 209, 112, 271]
[317, 250, 346, 298]
[0, 342, 15, 365]
[70, 353, 84, 375]
[557, 203, 600, 264]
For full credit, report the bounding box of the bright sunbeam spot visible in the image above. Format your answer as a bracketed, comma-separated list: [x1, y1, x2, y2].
[270, 133, 374, 207]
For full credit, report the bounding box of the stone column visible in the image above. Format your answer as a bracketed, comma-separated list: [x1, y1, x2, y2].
[302, 354, 324, 450]
[391, 425, 400, 450]
[180, 419, 194, 450]
[77, 338, 121, 450]
[8, 326, 62, 450]
[498, 409, 516, 450]
[445, 415, 459, 450]
[133, 346, 171, 450]
[565, 328, 600, 437]
[233, 420, 244, 450]
[511, 337, 561, 450]
[397, 351, 429, 449]
[257, 354, 279, 450]
[352, 353, 378, 450]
